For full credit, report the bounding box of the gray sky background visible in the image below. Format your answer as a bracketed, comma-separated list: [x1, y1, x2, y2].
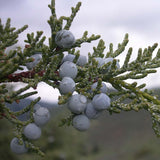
[0, 0, 160, 102]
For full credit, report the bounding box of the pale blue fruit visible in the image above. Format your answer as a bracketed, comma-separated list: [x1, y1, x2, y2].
[73, 114, 90, 131]
[76, 55, 87, 66]
[59, 61, 77, 79]
[85, 102, 101, 119]
[59, 77, 75, 94]
[55, 30, 75, 48]
[10, 137, 28, 154]
[91, 82, 108, 93]
[33, 106, 50, 127]
[92, 93, 110, 110]
[33, 103, 41, 112]
[101, 57, 120, 73]
[23, 123, 41, 140]
[94, 57, 120, 72]
[94, 57, 104, 67]
[26, 54, 42, 70]
[62, 54, 75, 63]
[62, 54, 87, 67]
[68, 94, 87, 114]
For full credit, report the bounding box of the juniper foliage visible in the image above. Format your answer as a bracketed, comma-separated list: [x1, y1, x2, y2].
[1, 0, 160, 156]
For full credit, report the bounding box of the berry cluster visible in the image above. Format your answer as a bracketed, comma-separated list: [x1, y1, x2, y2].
[10, 29, 120, 154]
[59, 80, 111, 131]
[26, 53, 42, 70]
[10, 104, 50, 154]
[55, 30, 119, 131]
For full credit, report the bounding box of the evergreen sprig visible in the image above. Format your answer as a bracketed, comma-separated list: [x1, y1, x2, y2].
[0, 18, 28, 50]
[1, 0, 160, 157]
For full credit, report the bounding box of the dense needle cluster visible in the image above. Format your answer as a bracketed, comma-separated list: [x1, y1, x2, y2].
[1, 0, 160, 157]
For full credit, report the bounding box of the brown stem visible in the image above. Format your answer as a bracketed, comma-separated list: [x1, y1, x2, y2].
[7, 70, 45, 82]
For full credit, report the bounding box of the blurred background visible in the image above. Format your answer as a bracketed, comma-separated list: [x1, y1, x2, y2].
[1, 0, 160, 159]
